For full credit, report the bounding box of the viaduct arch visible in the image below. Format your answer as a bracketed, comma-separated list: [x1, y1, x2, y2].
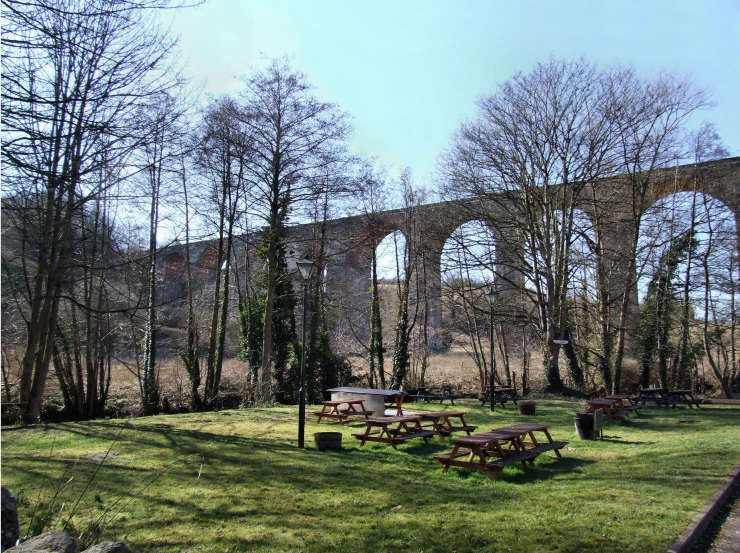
[158, 157, 740, 345]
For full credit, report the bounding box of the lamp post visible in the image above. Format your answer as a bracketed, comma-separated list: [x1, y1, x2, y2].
[484, 287, 498, 412]
[296, 258, 314, 448]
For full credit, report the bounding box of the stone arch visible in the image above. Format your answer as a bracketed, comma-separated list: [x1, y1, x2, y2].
[375, 229, 408, 281]
[637, 190, 738, 308]
[640, 159, 740, 259]
[440, 220, 495, 285]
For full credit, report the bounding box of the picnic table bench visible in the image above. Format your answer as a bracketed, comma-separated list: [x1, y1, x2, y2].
[353, 415, 435, 448]
[479, 385, 520, 408]
[434, 429, 537, 480]
[314, 399, 374, 423]
[408, 386, 456, 405]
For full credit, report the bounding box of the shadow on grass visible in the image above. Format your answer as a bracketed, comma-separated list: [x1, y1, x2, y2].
[4, 403, 739, 552]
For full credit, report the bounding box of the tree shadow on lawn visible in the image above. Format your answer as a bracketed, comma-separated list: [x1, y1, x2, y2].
[5, 419, 593, 495]
[627, 407, 738, 433]
[7, 420, 726, 553]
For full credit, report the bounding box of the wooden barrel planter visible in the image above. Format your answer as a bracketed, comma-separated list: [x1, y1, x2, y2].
[518, 400, 536, 415]
[314, 432, 342, 451]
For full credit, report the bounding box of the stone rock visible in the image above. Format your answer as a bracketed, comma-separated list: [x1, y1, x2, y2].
[6, 531, 78, 553]
[1, 486, 20, 551]
[81, 543, 131, 553]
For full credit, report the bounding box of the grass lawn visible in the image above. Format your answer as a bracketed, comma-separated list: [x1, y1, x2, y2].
[2, 400, 739, 553]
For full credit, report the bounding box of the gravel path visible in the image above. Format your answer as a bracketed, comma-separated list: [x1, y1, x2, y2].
[691, 485, 740, 553]
[707, 498, 740, 553]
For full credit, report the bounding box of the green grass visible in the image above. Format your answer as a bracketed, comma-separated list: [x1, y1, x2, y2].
[2, 400, 739, 553]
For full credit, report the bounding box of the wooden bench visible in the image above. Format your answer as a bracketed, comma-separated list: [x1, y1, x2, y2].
[604, 395, 641, 416]
[486, 449, 540, 472]
[314, 399, 373, 423]
[352, 429, 381, 438]
[440, 424, 477, 435]
[416, 411, 476, 442]
[433, 448, 474, 464]
[528, 440, 569, 455]
[604, 409, 629, 422]
[392, 431, 436, 444]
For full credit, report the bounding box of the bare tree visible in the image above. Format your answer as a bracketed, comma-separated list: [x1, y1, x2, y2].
[607, 71, 710, 392]
[347, 160, 392, 388]
[1, 0, 188, 419]
[191, 97, 248, 406]
[441, 58, 616, 393]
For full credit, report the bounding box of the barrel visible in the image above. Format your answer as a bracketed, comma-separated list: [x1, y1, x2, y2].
[314, 432, 342, 451]
[574, 412, 595, 440]
[518, 401, 536, 415]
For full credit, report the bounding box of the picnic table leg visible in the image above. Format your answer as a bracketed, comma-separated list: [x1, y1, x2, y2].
[385, 426, 398, 449]
[484, 463, 496, 480]
[525, 431, 539, 448]
[512, 438, 535, 468]
[442, 444, 460, 473]
[432, 418, 446, 443]
[542, 429, 563, 458]
[359, 400, 371, 419]
[357, 426, 370, 446]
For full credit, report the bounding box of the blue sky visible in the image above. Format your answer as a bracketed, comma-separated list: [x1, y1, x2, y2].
[169, 0, 740, 184]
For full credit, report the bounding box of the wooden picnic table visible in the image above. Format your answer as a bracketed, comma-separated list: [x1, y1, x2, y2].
[633, 387, 666, 406]
[408, 386, 456, 405]
[495, 423, 568, 458]
[433, 429, 538, 480]
[414, 410, 477, 442]
[313, 399, 373, 423]
[352, 415, 435, 448]
[663, 389, 702, 409]
[604, 394, 641, 415]
[479, 385, 520, 408]
[587, 399, 628, 422]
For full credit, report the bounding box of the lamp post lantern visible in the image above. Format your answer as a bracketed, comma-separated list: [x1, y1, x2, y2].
[484, 287, 498, 412]
[296, 258, 314, 448]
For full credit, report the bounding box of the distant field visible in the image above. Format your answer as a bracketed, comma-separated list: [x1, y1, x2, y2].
[2, 400, 739, 552]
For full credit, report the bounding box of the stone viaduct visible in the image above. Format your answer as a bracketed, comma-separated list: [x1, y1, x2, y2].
[157, 157, 740, 348]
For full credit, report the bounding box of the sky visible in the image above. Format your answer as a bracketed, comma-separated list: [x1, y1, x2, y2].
[168, 0, 740, 186]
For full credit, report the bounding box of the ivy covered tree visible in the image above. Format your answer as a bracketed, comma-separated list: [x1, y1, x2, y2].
[635, 231, 696, 388]
[238, 229, 299, 404]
